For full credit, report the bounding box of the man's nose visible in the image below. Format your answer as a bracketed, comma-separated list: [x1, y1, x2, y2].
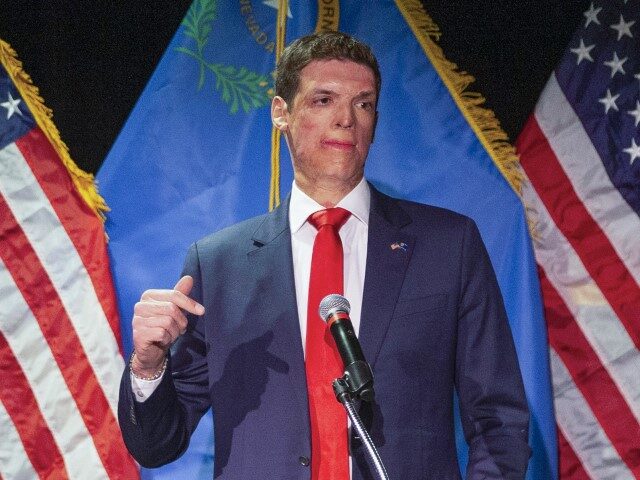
[335, 103, 354, 128]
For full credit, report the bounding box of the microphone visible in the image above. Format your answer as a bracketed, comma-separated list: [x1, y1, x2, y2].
[319, 294, 374, 402]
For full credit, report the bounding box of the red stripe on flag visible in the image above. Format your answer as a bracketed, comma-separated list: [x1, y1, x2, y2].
[557, 428, 591, 480]
[15, 130, 122, 349]
[0, 197, 138, 479]
[0, 332, 69, 480]
[518, 117, 640, 348]
[539, 268, 640, 472]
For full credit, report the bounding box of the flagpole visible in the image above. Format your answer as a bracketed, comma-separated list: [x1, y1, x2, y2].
[269, 0, 288, 211]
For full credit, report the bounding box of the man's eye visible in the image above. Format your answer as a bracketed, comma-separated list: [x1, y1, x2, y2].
[314, 97, 331, 105]
[357, 101, 373, 111]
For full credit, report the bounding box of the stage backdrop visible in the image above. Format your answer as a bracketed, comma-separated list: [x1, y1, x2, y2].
[98, 1, 555, 478]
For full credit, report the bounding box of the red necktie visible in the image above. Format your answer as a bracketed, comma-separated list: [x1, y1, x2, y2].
[306, 207, 351, 480]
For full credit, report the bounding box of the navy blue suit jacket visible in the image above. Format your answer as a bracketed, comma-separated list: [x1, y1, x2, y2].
[119, 184, 530, 479]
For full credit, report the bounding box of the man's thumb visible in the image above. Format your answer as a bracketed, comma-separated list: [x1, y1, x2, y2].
[174, 275, 194, 295]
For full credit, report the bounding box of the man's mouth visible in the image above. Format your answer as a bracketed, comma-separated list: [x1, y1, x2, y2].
[323, 139, 355, 150]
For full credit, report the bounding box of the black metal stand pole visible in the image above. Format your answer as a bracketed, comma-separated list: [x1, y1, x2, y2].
[333, 378, 390, 480]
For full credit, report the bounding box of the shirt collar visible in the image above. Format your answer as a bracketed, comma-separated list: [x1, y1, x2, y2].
[289, 177, 371, 234]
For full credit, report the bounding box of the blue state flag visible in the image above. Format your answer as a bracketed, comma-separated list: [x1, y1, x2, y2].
[98, 1, 556, 478]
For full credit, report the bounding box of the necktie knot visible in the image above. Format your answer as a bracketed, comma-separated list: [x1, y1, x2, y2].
[308, 207, 351, 231]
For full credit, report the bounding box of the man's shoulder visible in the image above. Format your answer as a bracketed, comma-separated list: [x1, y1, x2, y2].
[188, 199, 291, 260]
[372, 186, 472, 231]
[397, 197, 467, 221]
[194, 211, 272, 250]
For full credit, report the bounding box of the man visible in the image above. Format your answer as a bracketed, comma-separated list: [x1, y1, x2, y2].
[119, 32, 530, 479]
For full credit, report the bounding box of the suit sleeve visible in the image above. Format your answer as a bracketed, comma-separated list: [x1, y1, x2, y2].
[454, 218, 531, 479]
[117, 242, 211, 467]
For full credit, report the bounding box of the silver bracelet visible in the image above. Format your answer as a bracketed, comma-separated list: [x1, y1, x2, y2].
[129, 351, 168, 381]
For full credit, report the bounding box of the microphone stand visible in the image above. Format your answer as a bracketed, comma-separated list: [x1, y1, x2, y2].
[333, 378, 390, 480]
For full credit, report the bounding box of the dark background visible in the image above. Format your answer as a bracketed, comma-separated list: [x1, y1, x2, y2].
[0, 1, 588, 175]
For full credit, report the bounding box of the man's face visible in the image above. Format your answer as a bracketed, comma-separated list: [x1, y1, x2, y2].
[274, 59, 378, 197]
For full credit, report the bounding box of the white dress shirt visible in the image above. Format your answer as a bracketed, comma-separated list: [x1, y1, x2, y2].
[289, 178, 370, 355]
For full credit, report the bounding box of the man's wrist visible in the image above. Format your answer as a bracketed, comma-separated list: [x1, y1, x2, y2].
[129, 351, 168, 381]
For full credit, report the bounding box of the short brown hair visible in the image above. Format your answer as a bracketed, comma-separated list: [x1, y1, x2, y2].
[275, 31, 381, 108]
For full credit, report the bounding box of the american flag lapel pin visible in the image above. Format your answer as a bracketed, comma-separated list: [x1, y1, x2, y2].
[390, 241, 408, 252]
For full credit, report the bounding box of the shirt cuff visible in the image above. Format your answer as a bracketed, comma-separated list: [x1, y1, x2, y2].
[130, 371, 164, 402]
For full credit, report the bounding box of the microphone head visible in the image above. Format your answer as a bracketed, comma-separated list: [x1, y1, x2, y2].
[319, 294, 351, 321]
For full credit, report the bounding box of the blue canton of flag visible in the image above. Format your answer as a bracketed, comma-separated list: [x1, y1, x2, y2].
[563, 1, 640, 204]
[517, 1, 640, 477]
[0, 81, 34, 147]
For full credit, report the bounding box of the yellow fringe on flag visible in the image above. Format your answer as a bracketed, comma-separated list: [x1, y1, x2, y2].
[394, 0, 523, 196]
[269, 0, 289, 211]
[0, 39, 109, 220]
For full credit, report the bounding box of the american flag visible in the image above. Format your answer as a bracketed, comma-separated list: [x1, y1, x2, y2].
[516, 1, 640, 477]
[0, 40, 138, 479]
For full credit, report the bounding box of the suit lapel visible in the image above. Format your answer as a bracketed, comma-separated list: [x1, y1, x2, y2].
[248, 197, 309, 422]
[359, 186, 414, 369]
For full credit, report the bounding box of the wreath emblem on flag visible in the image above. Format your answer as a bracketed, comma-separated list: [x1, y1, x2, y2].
[176, 0, 273, 114]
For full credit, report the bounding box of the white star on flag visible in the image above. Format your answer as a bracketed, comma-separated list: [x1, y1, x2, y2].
[571, 39, 595, 64]
[1, 92, 23, 119]
[604, 52, 627, 78]
[628, 101, 640, 127]
[584, 2, 602, 27]
[610, 15, 635, 40]
[623, 138, 640, 164]
[598, 89, 620, 113]
[262, 0, 292, 18]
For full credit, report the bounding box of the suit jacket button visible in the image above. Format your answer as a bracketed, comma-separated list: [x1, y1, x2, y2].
[298, 456, 310, 466]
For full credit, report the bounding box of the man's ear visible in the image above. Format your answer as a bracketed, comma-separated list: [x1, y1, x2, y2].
[271, 96, 289, 131]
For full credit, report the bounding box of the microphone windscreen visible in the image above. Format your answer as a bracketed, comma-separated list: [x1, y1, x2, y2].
[318, 294, 351, 321]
